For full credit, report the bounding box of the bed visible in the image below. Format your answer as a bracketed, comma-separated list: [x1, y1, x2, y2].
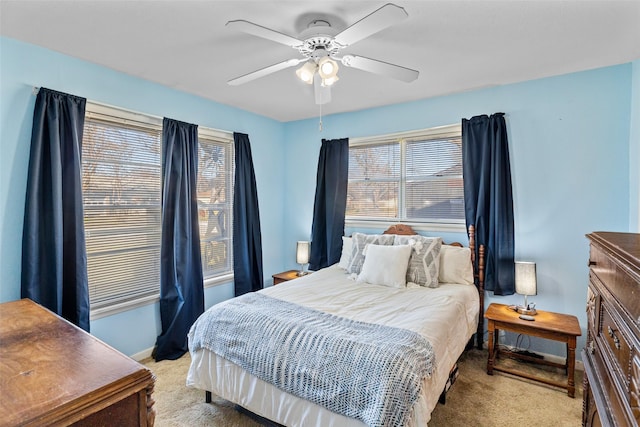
[187, 224, 485, 426]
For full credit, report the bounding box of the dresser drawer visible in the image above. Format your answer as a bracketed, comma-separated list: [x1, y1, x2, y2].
[583, 357, 606, 427]
[586, 232, 640, 427]
[585, 345, 629, 426]
[598, 302, 632, 390]
[590, 243, 640, 334]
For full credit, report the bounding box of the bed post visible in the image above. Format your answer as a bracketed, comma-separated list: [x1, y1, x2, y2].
[469, 225, 485, 350]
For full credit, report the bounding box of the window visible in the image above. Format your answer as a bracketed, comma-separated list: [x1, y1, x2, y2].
[197, 129, 234, 280]
[82, 105, 162, 314]
[82, 103, 233, 317]
[346, 124, 464, 227]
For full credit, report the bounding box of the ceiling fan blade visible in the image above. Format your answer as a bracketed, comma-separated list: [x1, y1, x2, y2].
[314, 74, 331, 105]
[341, 55, 419, 82]
[228, 59, 304, 86]
[333, 3, 408, 47]
[226, 20, 304, 48]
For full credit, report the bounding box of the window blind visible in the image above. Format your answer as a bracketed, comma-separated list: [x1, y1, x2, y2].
[405, 136, 464, 221]
[346, 142, 400, 219]
[82, 114, 162, 310]
[346, 124, 464, 224]
[197, 134, 234, 279]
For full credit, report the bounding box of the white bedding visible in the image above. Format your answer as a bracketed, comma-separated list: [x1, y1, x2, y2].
[187, 264, 479, 426]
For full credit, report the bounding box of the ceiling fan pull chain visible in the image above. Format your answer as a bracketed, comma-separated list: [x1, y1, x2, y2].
[318, 101, 323, 132]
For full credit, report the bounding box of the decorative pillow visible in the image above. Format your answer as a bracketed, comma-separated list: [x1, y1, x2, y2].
[337, 236, 353, 270]
[357, 244, 412, 288]
[439, 245, 474, 285]
[346, 233, 395, 274]
[393, 235, 442, 288]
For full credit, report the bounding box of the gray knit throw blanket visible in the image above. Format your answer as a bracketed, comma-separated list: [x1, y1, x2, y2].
[189, 292, 434, 427]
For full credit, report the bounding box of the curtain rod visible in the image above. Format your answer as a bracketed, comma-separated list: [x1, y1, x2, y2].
[31, 86, 164, 121]
[31, 86, 233, 137]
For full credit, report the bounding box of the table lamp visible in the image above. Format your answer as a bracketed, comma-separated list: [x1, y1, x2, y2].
[515, 261, 537, 315]
[296, 241, 310, 276]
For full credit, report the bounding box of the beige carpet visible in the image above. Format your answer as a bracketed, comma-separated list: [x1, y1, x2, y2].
[142, 349, 582, 426]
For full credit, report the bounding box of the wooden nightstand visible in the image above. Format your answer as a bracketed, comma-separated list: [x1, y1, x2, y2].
[272, 270, 308, 285]
[485, 302, 582, 397]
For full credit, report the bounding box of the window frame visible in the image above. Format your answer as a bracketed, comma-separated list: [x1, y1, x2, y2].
[83, 102, 234, 320]
[197, 127, 235, 287]
[346, 124, 465, 233]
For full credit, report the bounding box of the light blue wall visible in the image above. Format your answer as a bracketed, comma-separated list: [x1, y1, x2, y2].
[630, 60, 640, 232]
[1, 35, 636, 359]
[0, 37, 286, 356]
[283, 64, 633, 358]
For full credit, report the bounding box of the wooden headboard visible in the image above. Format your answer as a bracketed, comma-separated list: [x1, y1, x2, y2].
[384, 224, 463, 247]
[383, 224, 417, 236]
[383, 224, 485, 350]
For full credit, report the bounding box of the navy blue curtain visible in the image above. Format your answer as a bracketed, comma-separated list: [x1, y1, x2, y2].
[154, 118, 204, 361]
[462, 113, 515, 295]
[309, 138, 349, 271]
[232, 133, 264, 296]
[21, 88, 90, 331]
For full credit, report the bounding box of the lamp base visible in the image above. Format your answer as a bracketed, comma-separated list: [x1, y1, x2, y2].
[515, 306, 537, 316]
[296, 271, 309, 277]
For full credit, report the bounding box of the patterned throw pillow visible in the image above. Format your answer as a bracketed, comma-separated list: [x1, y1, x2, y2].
[393, 235, 443, 288]
[346, 233, 396, 274]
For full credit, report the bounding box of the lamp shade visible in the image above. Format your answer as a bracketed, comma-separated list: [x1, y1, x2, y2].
[295, 61, 316, 85]
[296, 241, 310, 265]
[321, 75, 339, 87]
[318, 57, 339, 79]
[515, 261, 537, 296]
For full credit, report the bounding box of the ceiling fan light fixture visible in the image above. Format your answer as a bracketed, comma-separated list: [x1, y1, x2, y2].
[322, 75, 339, 87]
[296, 61, 317, 84]
[318, 57, 339, 79]
[227, 3, 417, 106]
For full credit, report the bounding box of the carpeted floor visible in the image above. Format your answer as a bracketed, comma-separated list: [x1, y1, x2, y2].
[142, 348, 582, 426]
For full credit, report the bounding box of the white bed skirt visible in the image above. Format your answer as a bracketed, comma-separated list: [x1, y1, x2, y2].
[187, 266, 479, 426]
[188, 348, 433, 426]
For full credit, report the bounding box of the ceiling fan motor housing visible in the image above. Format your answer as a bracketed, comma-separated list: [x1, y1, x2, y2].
[299, 34, 341, 59]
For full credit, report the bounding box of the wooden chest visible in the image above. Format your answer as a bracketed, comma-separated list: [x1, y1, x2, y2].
[0, 299, 155, 426]
[584, 232, 640, 426]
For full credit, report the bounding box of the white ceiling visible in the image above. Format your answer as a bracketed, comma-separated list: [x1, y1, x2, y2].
[2, 1, 639, 122]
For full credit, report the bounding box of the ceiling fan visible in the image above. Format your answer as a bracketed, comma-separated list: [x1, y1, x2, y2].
[226, 3, 419, 105]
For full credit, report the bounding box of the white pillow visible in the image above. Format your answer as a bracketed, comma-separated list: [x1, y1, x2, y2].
[439, 245, 474, 285]
[393, 235, 442, 288]
[337, 236, 353, 269]
[347, 232, 396, 274]
[357, 244, 412, 288]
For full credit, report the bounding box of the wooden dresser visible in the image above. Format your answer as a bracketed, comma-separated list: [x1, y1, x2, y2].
[0, 299, 155, 426]
[584, 232, 640, 426]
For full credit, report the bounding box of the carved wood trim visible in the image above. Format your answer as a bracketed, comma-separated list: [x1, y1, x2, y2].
[383, 224, 417, 235]
[146, 377, 156, 426]
[469, 224, 486, 349]
[631, 355, 640, 423]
